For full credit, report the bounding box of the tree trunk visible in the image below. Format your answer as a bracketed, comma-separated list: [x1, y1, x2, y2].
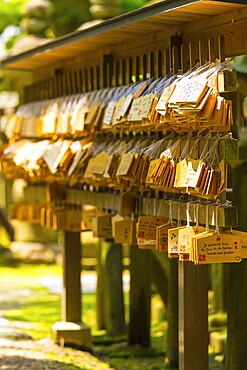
[101, 239, 126, 336]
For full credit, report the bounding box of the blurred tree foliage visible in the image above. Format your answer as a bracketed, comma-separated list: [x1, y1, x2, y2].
[51, 0, 92, 36]
[0, 0, 29, 34]
[0, 0, 151, 39]
[0, 0, 92, 38]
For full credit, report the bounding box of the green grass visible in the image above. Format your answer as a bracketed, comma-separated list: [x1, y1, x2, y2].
[0, 257, 224, 369]
[0, 260, 171, 369]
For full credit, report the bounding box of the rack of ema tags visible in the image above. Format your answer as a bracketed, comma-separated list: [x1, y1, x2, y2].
[1, 56, 247, 266]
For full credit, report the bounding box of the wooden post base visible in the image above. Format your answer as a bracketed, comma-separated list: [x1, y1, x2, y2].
[52, 321, 92, 350]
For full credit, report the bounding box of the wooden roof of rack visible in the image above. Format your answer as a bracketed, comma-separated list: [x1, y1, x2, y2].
[1, 0, 247, 72]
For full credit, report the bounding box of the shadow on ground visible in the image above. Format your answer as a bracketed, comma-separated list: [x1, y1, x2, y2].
[0, 354, 82, 369]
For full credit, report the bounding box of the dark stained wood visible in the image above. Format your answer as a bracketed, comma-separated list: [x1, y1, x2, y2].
[179, 262, 208, 370]
[96, 238, 106, 330]
[129, 246, 151, 347]
[167, 259, 179, 368]
[226, 161, 247, 369]
[62, 231, 82, 322]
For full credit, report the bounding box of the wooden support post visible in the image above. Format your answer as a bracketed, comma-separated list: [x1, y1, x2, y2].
[226, 160, 247, 369]
[129, 246, 151, 347]
[62, 231, 82, 322]
[179, 261, 208, 370]
[167, 258, 179, 368]
[52, 230, 92, 349]
[96, 238, 106, 330]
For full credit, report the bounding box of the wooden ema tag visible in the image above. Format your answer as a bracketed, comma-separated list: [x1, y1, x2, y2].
[168, 226, 186, 254]
[43, 141, 71, 174]
[128, 97, 143, 121]
[151, 158, 176, 189]
[140, 93, 155, 119]
[174, 159, 188, 188]
[9, 203, 41, 223]
[49, 206, 81, 232]
[190, 160, 226, 199]
[127, 153, 147, 183]
[45, 206, 54, 228]
[184, 159, 200, 187]
[112, 214, 124, 238]
[146, 159, 159, 184]
[41, 112, 57, 134]
[149, 95, 159, 122]
[103, 101, 116, 125]
[13, 116, 24, 135]
[113, 218, 137, 245]
[68, 148, 87, 177]
[189, 231, 213, 262]
[194, 231, 244, 264]
[178, 226, 206, 254]
[93, 104, 106, 130]
[59, 148, 74, 170]
[156, 221, 177, 252]
[103, 154, 118, 179]
[83, 157, 97, 179]
[112, 96, 126, 124]
[56, 112, 70, 134]
[116, 152, 135, 177]
[168, 76, 208, 105]
[137, 216, 168, 249]
[120, 94, 133, 118]
[199, 90, 217, 120]
[84, 103, 100, 126]
[231, 230, 247, 258]
[134, 153, 149, 185]
[92, 214, 113, 238]
[66, 208, 81, 232]
[71, 109, 86, 132]
[92, 152, 111, 176]
[81, 207, 104, 230]
[149, 157, 170, 185]
[156, 84, 174, 116]
[21, 117, 42, 137]
[4, 115, 18, 137]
